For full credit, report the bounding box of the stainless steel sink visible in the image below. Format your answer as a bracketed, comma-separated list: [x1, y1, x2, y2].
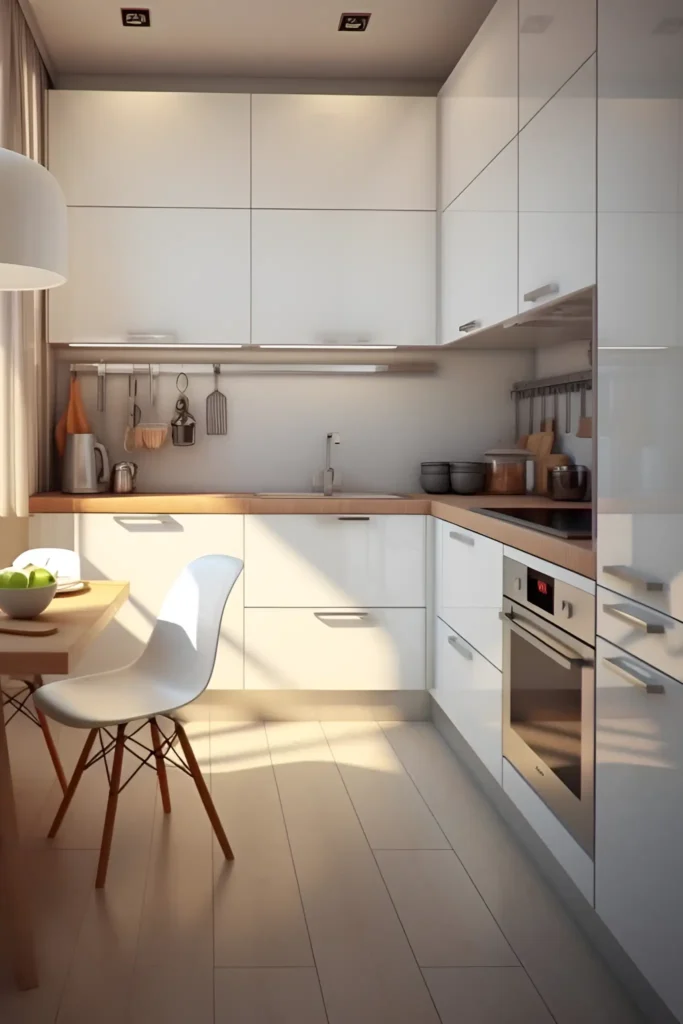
[255, 492, 402, 498]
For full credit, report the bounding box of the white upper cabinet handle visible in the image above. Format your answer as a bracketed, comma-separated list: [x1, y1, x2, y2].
[458, 319, 481, 333]
[523, 283, 559, 303]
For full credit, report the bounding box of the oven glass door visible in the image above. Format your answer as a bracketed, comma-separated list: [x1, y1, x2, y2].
[503, 599, 595, 856]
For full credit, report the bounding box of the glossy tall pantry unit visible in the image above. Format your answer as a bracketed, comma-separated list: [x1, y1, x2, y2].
[595, 3, 683, 1022]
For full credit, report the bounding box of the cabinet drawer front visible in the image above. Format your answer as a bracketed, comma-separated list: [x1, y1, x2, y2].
[596, 638, 683, 1020]
[433, 617, 502, 781]
[436, 519, 503, 669]
[598, 588, 683, 686]
[68, 513, 245, 689]
[245, 515, 426, 608]
[245, 608, 425, 691]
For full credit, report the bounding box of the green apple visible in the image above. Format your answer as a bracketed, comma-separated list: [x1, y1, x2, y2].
[0, 568, 29, 589]
[28, 567, 56, 588]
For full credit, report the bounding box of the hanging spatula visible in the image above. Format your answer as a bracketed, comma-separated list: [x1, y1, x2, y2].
[206, 364, 228, 435]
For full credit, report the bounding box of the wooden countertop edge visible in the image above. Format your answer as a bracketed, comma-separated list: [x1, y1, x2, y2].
[29, 493, 595, 579]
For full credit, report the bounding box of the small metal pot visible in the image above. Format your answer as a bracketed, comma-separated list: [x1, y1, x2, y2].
[549, 465, 589, 501]
[171, 396, 196, 446]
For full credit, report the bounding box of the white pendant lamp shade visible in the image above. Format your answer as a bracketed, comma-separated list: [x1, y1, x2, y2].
[0, 146, 67, 290]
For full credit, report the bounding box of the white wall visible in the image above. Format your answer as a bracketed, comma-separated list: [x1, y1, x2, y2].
[56, 350, 533, 494]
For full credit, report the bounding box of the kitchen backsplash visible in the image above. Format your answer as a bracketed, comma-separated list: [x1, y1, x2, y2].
[54, 350, 533, 494]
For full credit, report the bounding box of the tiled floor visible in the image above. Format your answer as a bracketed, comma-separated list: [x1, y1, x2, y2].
[0, 712, 646, 1024]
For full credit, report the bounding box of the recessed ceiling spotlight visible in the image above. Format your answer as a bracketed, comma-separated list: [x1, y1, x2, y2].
[653, 16, 683, 34]
[121, 8, 151, 27]
[338, 13, 371, 32]
[520, 14, 553, 33]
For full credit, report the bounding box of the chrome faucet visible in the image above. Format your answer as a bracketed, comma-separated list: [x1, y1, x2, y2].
[323, 432, 340, 496]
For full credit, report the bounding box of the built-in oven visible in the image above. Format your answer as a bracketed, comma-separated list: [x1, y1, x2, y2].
[503, 557, 596, 856]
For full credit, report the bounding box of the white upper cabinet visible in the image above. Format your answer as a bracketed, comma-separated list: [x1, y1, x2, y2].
[439, 0, 518, 210]
[440, 139, 517, 343]
[49, 91, 251, 208]
[251, 210, 436, 346]
[49, 207, 250, 345]
[251, 95, 436, 210]
[597, 0, 683, 622]
[519, 0, 596, 129]
[518, 55, 596, 311]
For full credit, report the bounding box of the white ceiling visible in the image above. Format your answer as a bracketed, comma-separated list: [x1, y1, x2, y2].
[23, 0, 494, 83]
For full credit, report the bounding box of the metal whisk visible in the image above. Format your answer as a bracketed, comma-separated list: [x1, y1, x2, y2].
[206, 364, 228, 435]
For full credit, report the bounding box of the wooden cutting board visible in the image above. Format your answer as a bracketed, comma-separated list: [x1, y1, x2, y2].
[0, 621, 58, 637]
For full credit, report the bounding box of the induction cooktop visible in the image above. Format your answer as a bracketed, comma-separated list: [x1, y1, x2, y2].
[472, 507, 593, 540]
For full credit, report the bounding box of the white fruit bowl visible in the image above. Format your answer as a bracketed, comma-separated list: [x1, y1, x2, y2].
[0, 582, 57, 620]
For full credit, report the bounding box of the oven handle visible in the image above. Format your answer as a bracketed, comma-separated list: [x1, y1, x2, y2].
[504, 612, 592, 671]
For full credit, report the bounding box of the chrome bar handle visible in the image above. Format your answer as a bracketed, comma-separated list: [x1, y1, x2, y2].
[523, 282, 560, 304]
[603, 656, 665, 694]
[504, 612, 591, 671]
[337, 516, 370, 521]
[448, 635, 473, 660]
[603, 565, 665, 593]
[449, 530, 475, 546]
[602, 602, 669, 634]
[314, 611, 369, 621]
[458, 319, 482, 333]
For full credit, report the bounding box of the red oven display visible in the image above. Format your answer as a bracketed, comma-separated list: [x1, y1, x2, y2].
[527, 569, 554, 613]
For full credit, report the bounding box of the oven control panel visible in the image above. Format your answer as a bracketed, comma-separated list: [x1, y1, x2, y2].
[503, 558, 595, 646]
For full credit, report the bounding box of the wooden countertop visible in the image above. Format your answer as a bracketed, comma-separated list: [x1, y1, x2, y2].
[29, 492, 595, 579]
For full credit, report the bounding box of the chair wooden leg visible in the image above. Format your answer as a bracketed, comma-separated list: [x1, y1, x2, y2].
[149, 717, 171, 814]
[48, 728, 98, 839]
[95, 724, 126, 889]
[175, 721, 234, 861]
[35, 708, 68, 794]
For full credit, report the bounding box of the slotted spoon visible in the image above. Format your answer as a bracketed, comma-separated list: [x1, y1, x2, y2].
[206, 364, 228, 435]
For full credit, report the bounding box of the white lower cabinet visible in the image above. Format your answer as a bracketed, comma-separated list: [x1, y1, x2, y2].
[433, 617, 502, 782]
[30, 513, 244, 689]
[245, 514, 426, 608]
[435, 518, 503, 669]
[244, 608, 425, 691]
[596, 638, 683, 1022]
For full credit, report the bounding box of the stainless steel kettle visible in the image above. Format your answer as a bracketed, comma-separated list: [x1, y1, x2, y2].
[111, 461, 138, 494]
[62, 434, 110, 494]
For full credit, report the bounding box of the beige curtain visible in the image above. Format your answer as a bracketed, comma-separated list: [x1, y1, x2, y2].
[0, 0, 50, 517]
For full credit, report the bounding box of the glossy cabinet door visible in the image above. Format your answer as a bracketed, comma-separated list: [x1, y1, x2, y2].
[440, 139, 517, 344]
[439, 0, 518, 210]
[518, 55, 596, 312]
[597, 0, 683, 622]
[435, 518, 503, 669]
[595, 638, 683, 1022]
[519, 0, 596, 129]
[245, 608, 425, 690]
[433, 617, 502, 782]
[245, 514, 426, 608]
[29, 513, 245, 689]
[49, 91, 251, 208]
[251, 95, 436, 211]
[251, 210, 436, 346]
[49, 207, 251, 345]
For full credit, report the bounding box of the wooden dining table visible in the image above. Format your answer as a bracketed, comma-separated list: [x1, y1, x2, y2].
[0, 580, 129, 990]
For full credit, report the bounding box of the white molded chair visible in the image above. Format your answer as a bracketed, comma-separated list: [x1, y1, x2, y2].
[34, 553, 244, 888]
[3, 547, 83, 793]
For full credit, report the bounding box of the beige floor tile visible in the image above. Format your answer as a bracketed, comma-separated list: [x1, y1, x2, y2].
[376, 850, 517, 967]
[266, 722, 439, 1024]
[321, 722, 449, 850]
[382, 723, 645, 1024]
[128, 722, 214, 1024]
[210, 723, 313, 968]
[55, 751, 158, 1023]
[423, 967, 555, 1024]
[214, 968, 327, 1024]
[0, 848, 96, 1024]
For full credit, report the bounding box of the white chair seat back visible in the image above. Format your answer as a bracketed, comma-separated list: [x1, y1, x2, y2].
[13, 547, 81, 581]
[135, 554, 243, 702]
